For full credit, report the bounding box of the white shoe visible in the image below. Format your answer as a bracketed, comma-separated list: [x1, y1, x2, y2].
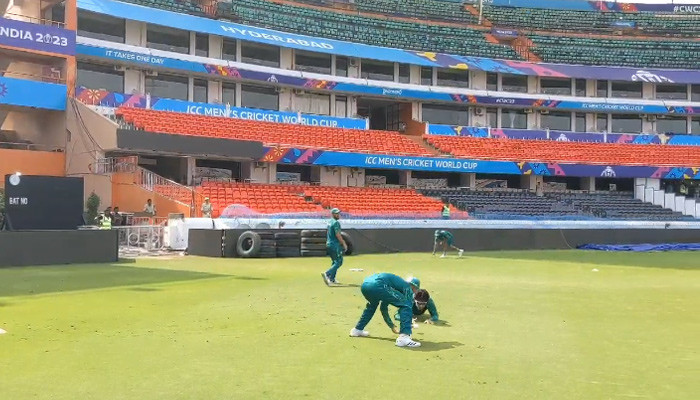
[350, 328, 369, 337]
[440, 254, 446, 259]
[396, 334, 421, 348]
[321, 272, 331, 286]
[458, 249, 464, 258]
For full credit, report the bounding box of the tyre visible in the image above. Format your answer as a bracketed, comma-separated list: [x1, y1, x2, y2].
[258, 248, 277, 258]
[276, 239, 300, 247]
[256, 231, 275, 240]
[261, 239, 276, 249]
[301, 249, 327, 257]
[276, 248, 301, 258]
[274, 232, 300, 240]
[301, 229, 326, 238]
[341, 232, 354, 256]
[301, 243, 327, 251]
[236, 231, 262, 258]
[301, 237, 326, 245]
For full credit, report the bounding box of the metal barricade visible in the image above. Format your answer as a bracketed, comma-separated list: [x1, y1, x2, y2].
[116, 225, 164, 251]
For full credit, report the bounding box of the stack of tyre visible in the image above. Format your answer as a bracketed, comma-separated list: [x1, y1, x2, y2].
[301, 230, 353, 257]
[235, 230, 353, 258]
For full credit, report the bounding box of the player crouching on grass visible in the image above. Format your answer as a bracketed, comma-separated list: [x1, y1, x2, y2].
[433, 230, 464, 258]
[350, 272, 429, 348]
[394, 277, 439, 327]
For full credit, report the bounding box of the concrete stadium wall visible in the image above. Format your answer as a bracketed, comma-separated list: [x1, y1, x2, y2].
[0, 230, 119, 267]
[186, 228, 700, 257]
[0, 149, 65, 188]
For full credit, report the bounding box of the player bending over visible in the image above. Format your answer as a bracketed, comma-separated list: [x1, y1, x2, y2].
[433, 230, 464, 258]
[394, 277, 439, 326]
[350, 272, 429, 348]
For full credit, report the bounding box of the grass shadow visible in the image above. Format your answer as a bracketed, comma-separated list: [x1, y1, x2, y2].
[413, 341, 464, 352]
[332, 283, 361, 288]
[0, 264, 226, 297]
[474, 250, 700, 270]
[231, 276, 268, 281]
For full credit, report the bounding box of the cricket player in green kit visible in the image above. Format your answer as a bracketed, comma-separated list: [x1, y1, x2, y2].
[321, 208, 347, 286]
[350, 273, 429, 348]
[394, 277, 440, 325]
[433, 230, 464, 258]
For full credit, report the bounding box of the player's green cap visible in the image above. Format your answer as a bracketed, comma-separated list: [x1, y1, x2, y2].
[331, 208, 341, 214]
[406, 276, 420, 289]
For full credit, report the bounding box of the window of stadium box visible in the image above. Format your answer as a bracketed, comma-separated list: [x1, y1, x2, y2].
[501, 109, 528, 129]
[596, 80, 609, 97]
[541, 111, 572, 131]
[399, 64, 410, 84]
[487, 108, 498, 128]
[691, 118, 700, 135]
[146, 74, 189, 101]
[222, 39, 237, 61]
[147, 25, 190, 54]
[335, 96, 348, 117]
[692, 85, 700, 102]
[540, 78, 572, 95]
[611, 81, 642, 99]
[657, 117, 688, 134]
[241, 85, 279, 110]
[437, 69, 469, 88]
[596, 114, 609, 132]
[361, 60, 394, 81]
[656, 84, 688, 100]
[575, 113, 586, 132]
[422, 104, 470, 126]
[222, 83, 236, 105]
[195, 34, 208, 58]
[421, 67, 433, 86]
[575, 79, 586, 97]
[296, 93, 331, 116]
[295, 50, 331, 75]
[241, 42, 280, 68]
[501, 75, 528, 93]
[487, 73, 498, 91]
[193, 79, 208, 103]
[75, 10, 125, 43]
[77, 62, 124, 93]
[336, 57, 348, 77]
[611, 114, 642, 133]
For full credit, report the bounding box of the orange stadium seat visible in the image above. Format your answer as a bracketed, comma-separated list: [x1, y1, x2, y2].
[197, 182, 325, 217]
[424, 135, 700, 167]
[116, 108, 432, 156]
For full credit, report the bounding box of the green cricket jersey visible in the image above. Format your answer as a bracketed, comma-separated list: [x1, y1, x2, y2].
[327, 218, 341, 247]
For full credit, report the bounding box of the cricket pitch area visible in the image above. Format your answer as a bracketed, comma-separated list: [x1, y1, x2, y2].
[1, 251, 698, 399]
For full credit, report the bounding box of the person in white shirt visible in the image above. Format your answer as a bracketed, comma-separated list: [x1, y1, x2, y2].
[144, 199, 157, 216]
[201, 197, 213, 218]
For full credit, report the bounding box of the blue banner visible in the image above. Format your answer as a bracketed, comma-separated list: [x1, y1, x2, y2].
[78, 42, 700, 116]
[148, 99, 366, 129]
[0, 76, 67, 110]
[77, 0, 700, 84]
[488, 0, 700, 13]
[312, 152, 523, 174]
[0, 17, 76, 56]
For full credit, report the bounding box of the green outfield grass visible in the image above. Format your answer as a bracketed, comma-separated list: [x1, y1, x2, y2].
[1, 251, 698, 399]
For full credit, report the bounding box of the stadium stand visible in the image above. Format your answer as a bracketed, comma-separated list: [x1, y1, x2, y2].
[421, 188, 691, 221]
[217, 0, 520, 60]
[116, 108, 432, 156]
[529, 35, 700, 69]
[114, 0, 217, 16]
[198, 181, 326, 216]
[424, 135, 700, 167]
[297, 185, 458, 218]
[482, 5, 700, 36]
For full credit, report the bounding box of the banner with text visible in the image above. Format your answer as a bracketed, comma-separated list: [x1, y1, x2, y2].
[75, 87, 367, 129]
[78, 43, 700, 116]
[0, 17, 75, 56]
[77, 0, 700, 84]
[259, 146, 700, 180]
